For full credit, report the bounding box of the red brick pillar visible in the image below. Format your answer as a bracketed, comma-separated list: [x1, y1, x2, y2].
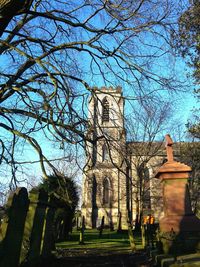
[155, 135, 200, 254]
[155, 161, 200, 232]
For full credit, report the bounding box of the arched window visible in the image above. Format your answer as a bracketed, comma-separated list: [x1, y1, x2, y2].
[102, 97, 109, 122]
[102, 144, 109, 162]
[103, 178, 110, 204]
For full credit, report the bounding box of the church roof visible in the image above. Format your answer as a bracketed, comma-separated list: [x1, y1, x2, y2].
[126, 141, 183, 158]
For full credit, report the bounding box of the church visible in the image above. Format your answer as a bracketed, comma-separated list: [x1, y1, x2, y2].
[81, 86, 168, 229]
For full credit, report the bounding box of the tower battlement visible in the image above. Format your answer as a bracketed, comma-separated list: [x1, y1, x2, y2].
[92, 86, 122, 94]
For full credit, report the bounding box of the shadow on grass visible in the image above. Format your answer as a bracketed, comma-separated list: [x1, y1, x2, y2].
[67, 230, 130, 240]
[41, 249, 148, 267]
[56, 229, 142, 252]
[46, 230, 147, 267]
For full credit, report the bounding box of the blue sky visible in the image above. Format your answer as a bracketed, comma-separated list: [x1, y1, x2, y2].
[0, 0, 199, 190]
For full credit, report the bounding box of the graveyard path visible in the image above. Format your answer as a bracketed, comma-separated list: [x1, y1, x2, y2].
[42, 248, 151, 267]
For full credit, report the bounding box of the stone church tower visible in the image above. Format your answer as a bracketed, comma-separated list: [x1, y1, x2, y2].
[81, 86, 128, 229]
[81, 86, 168, 229]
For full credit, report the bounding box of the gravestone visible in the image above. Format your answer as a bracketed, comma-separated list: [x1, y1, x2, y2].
[26, 188, 49, 265]
[41, 196, 56, 258]
[20, 187, 39, 264]
[79, 216, 85, 244]
[155, 134, 200, 254]
[0, 187, 56, 267]
[0, 187, 29, 267]
[99, 216, 105, 237]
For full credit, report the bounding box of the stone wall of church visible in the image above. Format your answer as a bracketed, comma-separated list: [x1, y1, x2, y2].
[81, 166, 128, 229]
[82, 86, 167, 229]
[129, 154, 164, 222]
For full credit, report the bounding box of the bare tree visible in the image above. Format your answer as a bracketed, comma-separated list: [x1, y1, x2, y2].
[125, 99, 174, 227]
[0, 0, 184, 186]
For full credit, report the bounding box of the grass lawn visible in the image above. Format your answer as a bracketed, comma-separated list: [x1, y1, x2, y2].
[56, 229, 143, 255]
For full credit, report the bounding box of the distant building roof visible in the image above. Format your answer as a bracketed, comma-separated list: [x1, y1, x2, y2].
[126, 141, 183, 157]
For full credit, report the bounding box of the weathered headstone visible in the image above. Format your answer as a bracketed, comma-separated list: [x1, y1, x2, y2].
[26, 188, 49, 265]
[99, 216, 105, 238]
[79, 216, 85, 245]
[0, 187, 57, 267]
[41, 196, 55, 258]
[0, 187, 29, 267]
[20, 187, 39, 264]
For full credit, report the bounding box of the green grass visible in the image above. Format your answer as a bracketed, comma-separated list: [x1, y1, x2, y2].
[56, 229, 143, 254]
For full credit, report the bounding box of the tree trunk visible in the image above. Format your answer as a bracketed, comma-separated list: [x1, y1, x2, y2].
[0, 0, 33, 36]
